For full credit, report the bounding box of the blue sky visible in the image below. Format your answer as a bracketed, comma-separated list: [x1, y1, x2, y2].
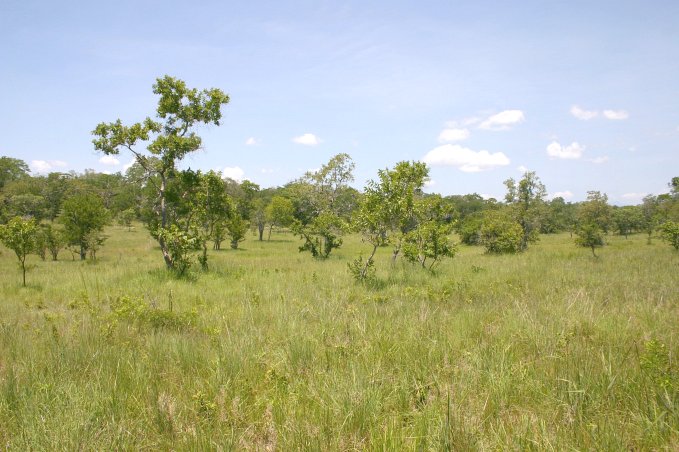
[1, 0, 678, 203]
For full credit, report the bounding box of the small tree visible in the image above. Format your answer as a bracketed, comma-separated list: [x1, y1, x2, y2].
[479, 209, 523, 254]
[402, 195, 457, 271]
[225, 214, 248, 249]
[504, 171, 547, 250]
[575, 223, 605, 257]
[43, 224, 65, 261]
[659, 221, 679, 250]
[293, 212, 345, 259]
[60, 193, 110, 260]
[117, 208, 136, 231]
[265, 196, 294, 240]
[0, 216, 37, 286]
[156, 225, 200, 276]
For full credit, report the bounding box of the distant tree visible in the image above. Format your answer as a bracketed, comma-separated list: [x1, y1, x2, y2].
[192, 170, 233, 265]
[265, 196, 294, 239]
[0, 156, 29, 189]
[401, 195, 457, 270]
[612, 205, 642, 239]
[349, 161, 430, 280]
[42, 223, 65, 261]
[503, 171, 547, 250]
[0, 216, 38, 286]
[574, 191, 611, 256]
[640, 195, 660, 244]
[293, 154, 356, 259]
[456, 212, 484, 245]
[92, 75, 229, 271]
[659, 221, 679, 250]
[479, 209, 523, 254]
[578, 191, 612, 233]
[59, 193, 109, 260]
[225, 213, 248, 249]
[117, 208, 136, 231]
[575, 223, 605, 257]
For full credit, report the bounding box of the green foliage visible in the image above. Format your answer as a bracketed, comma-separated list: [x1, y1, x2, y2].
[575, 223, 605, 257]
[401, 196, 457, 270]
[0, 216, 37, 286]
[117, 208, 136, 231]
[225, 214, 249, 250]
[294, 212, 345, 259]
[659, 221, 679, 250]
[60, 193, 110, 260]
[0, 156, 29, 189]
[43, 223, 65, 261]
[265, 195, 294, 239]
[578, 191, 612, 233]
[480, 209, 523, 254]
[155, 225, 201, 275]
[456, 212, 483, 245]
[612, 205, 642, 238]
[504, 171, 547, 250]
[92, 76, 229, 270]
[110, 295, 197, 331]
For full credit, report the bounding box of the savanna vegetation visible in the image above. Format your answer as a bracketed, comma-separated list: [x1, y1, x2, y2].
[0, 78, 677, 449]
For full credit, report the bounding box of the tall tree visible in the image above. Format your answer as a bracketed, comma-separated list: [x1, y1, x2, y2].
[0, 157, 29, 189]
[503, 171, 547, 250]
[92, 76, 229, 270]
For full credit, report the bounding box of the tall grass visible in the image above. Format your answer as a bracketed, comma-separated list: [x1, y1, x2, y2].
[0, 226, 677, 449]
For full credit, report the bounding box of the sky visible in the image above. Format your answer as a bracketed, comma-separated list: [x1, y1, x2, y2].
[1, 0, 678, 204]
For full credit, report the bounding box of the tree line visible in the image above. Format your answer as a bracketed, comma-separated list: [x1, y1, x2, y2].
[1, 76, 678, 285]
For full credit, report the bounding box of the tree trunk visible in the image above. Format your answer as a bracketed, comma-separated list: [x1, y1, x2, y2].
[158, 173, 174, 269]
[268, 225, 273, 241]
[258, 223, 264, 241]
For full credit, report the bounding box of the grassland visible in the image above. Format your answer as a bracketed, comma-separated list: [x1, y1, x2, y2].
[0, 225, 677, 450]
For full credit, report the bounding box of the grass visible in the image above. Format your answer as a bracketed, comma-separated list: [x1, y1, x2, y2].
[0, 225, 677, 449]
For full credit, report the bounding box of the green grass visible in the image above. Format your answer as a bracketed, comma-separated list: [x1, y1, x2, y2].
[0, 225, 677, 449]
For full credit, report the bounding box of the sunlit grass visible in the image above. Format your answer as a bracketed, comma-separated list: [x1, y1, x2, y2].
[0, 225, 677, 449]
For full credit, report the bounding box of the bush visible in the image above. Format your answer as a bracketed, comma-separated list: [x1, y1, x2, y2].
[479, 210, 523, 254]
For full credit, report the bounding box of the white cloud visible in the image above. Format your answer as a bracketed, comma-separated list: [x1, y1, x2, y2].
[292, 133, 321, 146]
[260, 168, 274, 174]
[517, 165, 529, 173]
[245, 137, 259, 146]
[30, 159, 67, 174]
[438, 128, 470, 143]
[480, 193, 497, 200]
[570, 105, 599, 120]
[424, 179, 436, 188]
[588, 156, 609, 164]
[99, 155, 120, 166]
[422, 144, 510, 172]
[122, 159, 136, 172]
[546, 141, 584, 160]
[603, 109, 629, 120]
[221, 166, 245, 182]
[478, 110, 525, 131]
[549, 190, 574, 200]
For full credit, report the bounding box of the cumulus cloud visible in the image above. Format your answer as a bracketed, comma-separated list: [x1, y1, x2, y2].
[245, 137, 259, 146]
[478, 110, 525, 131]
[30, 160, 67, 174]
[549, 190, 574, 200]
[570, 105, 598, 120]
[517, 165, 529, 173]
[99, 155, 120, 166]
[603, 109, 629, 120]
[221, 166, 245, 182]
[438, 128, 470, 143]
[422, 144, 510, 172]
[260, 168, 275, 174]
[546, 141, 584, 159]
[292, 133, 321, 146]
